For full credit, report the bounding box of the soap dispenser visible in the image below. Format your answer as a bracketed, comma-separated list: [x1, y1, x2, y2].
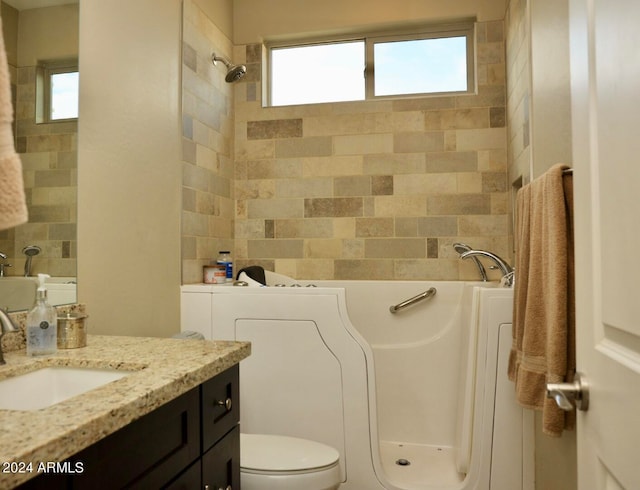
[26, 273, 57, 356]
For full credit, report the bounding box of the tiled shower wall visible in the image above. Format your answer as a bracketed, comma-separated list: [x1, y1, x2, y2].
[181, 0, 235, 284]
[11, 66, 77, 278]
[232, 21, 509, 280]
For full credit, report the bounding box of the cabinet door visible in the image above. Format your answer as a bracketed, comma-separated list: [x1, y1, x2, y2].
[202, 426, 240, 490]
[201, 365, 239, 452]
[73, 387, 200, 489]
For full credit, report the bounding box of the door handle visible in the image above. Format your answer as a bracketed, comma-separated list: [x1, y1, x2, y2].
[546, 372, 589, 411]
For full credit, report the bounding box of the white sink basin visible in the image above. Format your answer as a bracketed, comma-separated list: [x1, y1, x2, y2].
[0, 366, 133, 411]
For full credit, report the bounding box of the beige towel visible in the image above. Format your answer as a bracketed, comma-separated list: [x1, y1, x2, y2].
[0, 16, 28, 231]
[508, 163, 575, 437]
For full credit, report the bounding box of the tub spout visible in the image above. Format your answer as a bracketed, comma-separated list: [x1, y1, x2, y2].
[459, 250, 514, 287]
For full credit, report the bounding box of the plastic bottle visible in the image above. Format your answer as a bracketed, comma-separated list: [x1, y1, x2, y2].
[216, 251, 233, 282]
[26, 274, 57, 356]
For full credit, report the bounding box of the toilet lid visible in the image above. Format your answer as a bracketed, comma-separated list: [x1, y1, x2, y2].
[241, 433, 340, 472]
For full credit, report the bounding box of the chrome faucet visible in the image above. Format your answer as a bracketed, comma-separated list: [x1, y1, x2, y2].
[453, 243, 488, 281]
[459, 249, 514, 287]
[0, 308, 19, 365]
[0, 252, 10, 277]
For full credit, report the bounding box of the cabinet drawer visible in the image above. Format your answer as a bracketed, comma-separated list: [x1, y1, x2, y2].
[202, 426, 240, 490]
[201, 365, 239, 451]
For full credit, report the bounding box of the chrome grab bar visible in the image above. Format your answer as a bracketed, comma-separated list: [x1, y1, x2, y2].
[389, 287, 437, 314]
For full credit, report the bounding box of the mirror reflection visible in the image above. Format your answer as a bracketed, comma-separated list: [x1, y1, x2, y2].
[0, 0, 78, 311]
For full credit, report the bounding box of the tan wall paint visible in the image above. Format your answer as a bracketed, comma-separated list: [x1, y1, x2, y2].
[16, 4, 78, 66]
[233, 0, 506, 44]
[78, 0, 182, 337]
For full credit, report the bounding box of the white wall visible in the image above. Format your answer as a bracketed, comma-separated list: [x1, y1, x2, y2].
[78, 0, 182, 337]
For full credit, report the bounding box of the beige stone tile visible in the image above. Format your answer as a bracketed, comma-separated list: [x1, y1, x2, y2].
[236, 139, 275, 160]
[276, 178, 333, 198]
[304, 239, 343, 258]
[304, 197, 363, 218]
[486, 21, 505, 42]
[392, 97, 455, 111]
[275, 136, 332, 158]
[304, 113, 392, 136]
[394, 173, 457, 195]
[427, 194, 491, 215]
[235, 180, 276, 200]
[247, 198, 304, 219]
[334, 176, 371, 196]
[394, 131, 444, 153]
[333, 218, 356, 238]
[247, 119, 303, 139]
[273, 259, 297, 278]
[334, 133, 393, 155]
[342, 238, 364, 258]
[375, 196, 427, 217]
[482, 172, 507, 192]
[394, 259, 460, 280]
[235, 219, 266, 239]
[335, 259, 394, 279]
[302, 156, 363, 177]
[363, 153, 425, 175]
[247, 159, 303, 179]
[355, 217, 394, 237]
[296, 259, 334, 280]
[457, 172, 483, 193]
[456, 86, 505, 109]
[248, 239, 304, 258]
[276, 218, 334, 238]
[458, 215, 508, 236]
[425, 151, 477, 173]
[425, 108, 490, 130]
[417, 216, 458, 236]
[456, 128, 506, 151]
[372, 175, 393, 195]
[365, 238, 425, 258]
[395, 217, 418, 237]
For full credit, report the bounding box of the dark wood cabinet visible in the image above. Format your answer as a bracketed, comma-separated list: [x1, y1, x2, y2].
[18, 365, 240, 490]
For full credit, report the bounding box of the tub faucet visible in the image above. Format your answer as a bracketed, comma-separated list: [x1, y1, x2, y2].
[459, 250, 514, 287]
[453, 243, 488, 281]
[0, 308, 19, 365]
[0, 252, 10, 277]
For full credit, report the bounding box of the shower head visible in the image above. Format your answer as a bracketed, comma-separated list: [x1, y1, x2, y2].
[22, 245, 41, 257]
[211, 53, 247, 83]
[22, 245, 41, 277]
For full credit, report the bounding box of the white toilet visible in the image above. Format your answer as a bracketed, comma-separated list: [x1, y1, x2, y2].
[240, 433, 341, 490]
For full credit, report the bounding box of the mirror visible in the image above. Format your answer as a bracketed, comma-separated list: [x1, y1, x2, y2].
[0, 0, 78, 310]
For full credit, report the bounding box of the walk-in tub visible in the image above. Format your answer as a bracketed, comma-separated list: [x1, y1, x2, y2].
[181, 279, 533, 490]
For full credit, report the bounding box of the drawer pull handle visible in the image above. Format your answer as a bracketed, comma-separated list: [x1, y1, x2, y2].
[216, 397, 232, 411]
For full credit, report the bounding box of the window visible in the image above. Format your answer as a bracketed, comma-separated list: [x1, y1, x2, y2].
[268, 23, 474, 107]
[36, 61, 79, 123]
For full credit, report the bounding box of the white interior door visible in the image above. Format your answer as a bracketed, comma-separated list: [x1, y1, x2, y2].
[570, 0, 640, 488]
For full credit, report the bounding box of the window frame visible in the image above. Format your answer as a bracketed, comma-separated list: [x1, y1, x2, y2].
[36, 59, 79, 124]
[265, 21, 476, 107]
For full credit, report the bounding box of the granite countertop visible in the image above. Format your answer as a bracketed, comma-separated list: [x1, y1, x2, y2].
[0, 334, 250, 488]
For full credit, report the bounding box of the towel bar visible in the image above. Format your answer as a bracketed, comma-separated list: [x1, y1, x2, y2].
[389, 287, 437, 314]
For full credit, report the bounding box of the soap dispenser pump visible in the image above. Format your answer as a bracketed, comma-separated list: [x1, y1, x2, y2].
[26, 273, 57, 356]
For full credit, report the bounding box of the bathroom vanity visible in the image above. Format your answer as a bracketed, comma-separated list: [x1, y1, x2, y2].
[0, 335, 249, 489]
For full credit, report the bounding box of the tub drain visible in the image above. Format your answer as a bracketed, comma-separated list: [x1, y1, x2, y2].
[395, 458, 411, 466]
